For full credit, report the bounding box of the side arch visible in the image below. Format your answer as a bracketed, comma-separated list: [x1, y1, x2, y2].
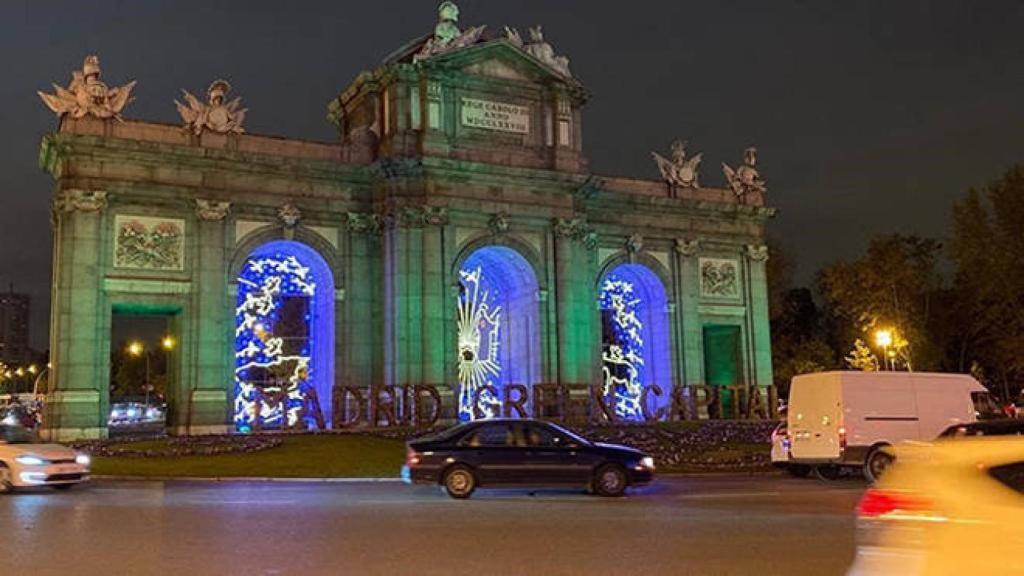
[233, 238, 336, 430]
[597, 259, 674, 420]
[230, 225, 343, 289]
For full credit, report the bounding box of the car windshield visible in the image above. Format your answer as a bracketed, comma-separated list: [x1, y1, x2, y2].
[0, 424, 35, 444]
[413, 422, 475, 443]
[544, 422, 591, 446]
[972, 392, 1004, 420]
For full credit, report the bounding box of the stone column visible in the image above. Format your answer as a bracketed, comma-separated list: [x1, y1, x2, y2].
[345, 213, 381, 390]
[674, 238, 704, 386]
[552, 218, 596, 386]
[419, 207, 449, 389]
[179, 199, 232, 435]
[744, 245, 773, 391]
[43, 190, 108, 441]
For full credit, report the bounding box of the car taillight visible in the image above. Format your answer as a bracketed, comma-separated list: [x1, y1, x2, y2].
[838, 426, 847, 450]
[406, 447, 421, 466]
[857, 489, 933, 518]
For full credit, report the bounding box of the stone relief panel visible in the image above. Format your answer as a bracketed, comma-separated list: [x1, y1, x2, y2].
[699, 257, 740, 299]
[113, 215, 185, 271]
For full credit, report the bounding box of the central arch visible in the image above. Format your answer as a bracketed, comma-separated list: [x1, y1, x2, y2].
[456, 245, 541, 420]
[233, 239, 335, 431]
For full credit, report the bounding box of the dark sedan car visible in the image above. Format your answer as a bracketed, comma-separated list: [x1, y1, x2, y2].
[401, 419, 654, 499]
[938, 418, 1024, 438]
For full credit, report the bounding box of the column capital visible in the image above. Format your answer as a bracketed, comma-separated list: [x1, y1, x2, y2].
[58, 189, 107, 213]
[346, 212, 383, 235]
[195, 199, 231, 221]
[745, 244, 769, 262]
[674, 237, 701, 258]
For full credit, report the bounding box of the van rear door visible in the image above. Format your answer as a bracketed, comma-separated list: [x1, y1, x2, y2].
[788, 374, 842, 461]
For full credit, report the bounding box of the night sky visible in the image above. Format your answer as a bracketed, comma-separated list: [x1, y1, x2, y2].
[2, 1, 1022, 349]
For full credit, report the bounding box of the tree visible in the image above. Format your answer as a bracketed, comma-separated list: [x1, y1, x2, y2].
[845, 339, 879, 371]
[767, 242, 837, 395]
[818, 234, 944, 372]
[950, 165, 1024, 399]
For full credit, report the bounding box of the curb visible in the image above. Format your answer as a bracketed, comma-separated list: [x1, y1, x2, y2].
[91, 475, 403, 483]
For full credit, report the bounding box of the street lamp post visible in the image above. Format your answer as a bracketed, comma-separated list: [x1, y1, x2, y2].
[127, 336, 175, 407]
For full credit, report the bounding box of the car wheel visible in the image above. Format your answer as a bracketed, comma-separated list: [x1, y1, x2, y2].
[594, 464, 628, 497]
[0, 464, 11, 494]
[813, 464, 842, 481]
[443, 465, 476, 499]
[786, 464, 812, 478]
[863, 447, 894, 483]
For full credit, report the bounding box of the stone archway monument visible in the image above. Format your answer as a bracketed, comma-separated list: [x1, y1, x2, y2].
[38, 4, 775, 440]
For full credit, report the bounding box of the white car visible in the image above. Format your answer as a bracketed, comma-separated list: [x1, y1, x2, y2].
[0, 424, 91, 493]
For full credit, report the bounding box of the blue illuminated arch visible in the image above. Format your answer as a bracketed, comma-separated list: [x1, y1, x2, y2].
[599, 263, 671, 420]
[234, 240, 335, 431]
[456, 245, 541, 420]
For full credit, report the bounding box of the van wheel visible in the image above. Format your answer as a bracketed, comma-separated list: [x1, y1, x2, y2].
[813, 464, 842, 481]
[786, 464, 812, 478]
[864, 447, 894, 483]
[442, 465, 476, 499]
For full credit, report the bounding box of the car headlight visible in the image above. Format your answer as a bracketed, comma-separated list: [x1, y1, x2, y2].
[16, 455, 47, 466]
[75, 454, 91, 466]
[640, 456, 655, 470]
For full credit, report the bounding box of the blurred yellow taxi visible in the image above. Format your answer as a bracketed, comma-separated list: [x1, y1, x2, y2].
[848, 436, 1024, 575]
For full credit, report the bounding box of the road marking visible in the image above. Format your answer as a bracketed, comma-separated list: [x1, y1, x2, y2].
[673, 491, 782, 500]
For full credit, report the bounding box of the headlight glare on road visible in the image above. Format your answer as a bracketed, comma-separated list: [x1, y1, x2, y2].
[641, 457, 655, 470]
[16, 455, 47, 466]
[76, 454, 91, 466]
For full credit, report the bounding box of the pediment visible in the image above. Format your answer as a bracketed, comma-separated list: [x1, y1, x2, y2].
[462, 57, 533, 82]
[432, 41, 583, 90]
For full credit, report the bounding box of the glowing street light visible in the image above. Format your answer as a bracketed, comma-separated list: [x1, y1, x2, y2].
[161, 335, 176, 351]
[127, 341, 144, 357]
[874, 329, 893, 371]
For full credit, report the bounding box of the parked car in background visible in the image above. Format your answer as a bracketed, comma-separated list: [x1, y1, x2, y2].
[788, 371, 997, 482]
[770, 420, 810, 477]
[848, 437, 1024, 575]
[0, 424, 90, 493]
[938, 418, 1024, 438]
[402, 419, 655, 499]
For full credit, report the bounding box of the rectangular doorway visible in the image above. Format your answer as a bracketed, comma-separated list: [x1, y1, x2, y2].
[109, 307, 180, 437]
[702, 325, 744, 418]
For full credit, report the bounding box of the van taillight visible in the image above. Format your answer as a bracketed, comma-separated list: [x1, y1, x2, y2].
[857, 489, 933, 518]
[838, 427, 847, 450]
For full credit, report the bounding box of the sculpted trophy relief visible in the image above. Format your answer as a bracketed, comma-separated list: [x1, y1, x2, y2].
[38, 55, 136, 120]
[175, 80, 247, 135]
[653, 140, 703, 190]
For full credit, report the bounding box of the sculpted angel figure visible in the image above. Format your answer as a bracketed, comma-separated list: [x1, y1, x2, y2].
[175, 79, 246, 135]
[722, 147, 767, 202]
[38, 55, 136, 120]
[653, 140, 703, 189]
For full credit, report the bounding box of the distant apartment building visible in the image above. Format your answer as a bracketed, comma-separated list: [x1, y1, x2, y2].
[0, 286, 30, 364]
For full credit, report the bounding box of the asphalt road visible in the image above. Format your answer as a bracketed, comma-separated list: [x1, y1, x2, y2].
[0, 475, 865, 576]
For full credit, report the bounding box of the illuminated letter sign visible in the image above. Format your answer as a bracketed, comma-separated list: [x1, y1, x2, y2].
[461, 97, 530, 134]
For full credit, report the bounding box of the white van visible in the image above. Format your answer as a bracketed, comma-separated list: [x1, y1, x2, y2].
[786, 371, 998, 481]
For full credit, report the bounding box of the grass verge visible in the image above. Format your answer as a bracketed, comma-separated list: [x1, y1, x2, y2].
[92, 434, 405, 478]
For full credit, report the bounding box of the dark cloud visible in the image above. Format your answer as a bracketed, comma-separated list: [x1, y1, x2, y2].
[2, 0, 1022, 349]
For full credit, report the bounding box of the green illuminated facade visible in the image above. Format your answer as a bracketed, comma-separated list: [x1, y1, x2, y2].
[38, 9, 774, 439]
